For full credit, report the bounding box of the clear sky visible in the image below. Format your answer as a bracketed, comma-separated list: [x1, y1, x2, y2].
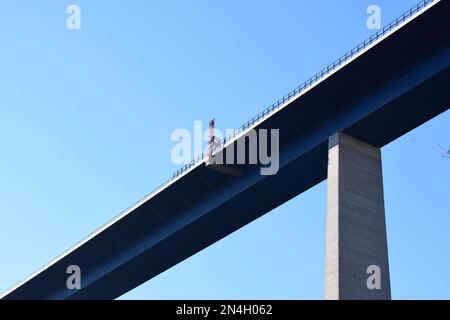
[0, 0, 449, 300]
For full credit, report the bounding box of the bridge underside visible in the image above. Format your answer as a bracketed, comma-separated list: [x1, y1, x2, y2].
[3, 0, 450, 300]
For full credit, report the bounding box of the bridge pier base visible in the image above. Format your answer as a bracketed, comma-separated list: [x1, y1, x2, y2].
[325, 132, 391, 300]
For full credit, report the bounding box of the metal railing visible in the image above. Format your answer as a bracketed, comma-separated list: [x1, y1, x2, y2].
[171, 0, 435, 180]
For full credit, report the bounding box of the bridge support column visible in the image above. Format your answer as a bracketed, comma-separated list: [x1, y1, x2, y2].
[325, 132, 391, 300]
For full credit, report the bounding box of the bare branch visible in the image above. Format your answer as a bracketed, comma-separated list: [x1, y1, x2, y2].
[439, 144, 450, 158]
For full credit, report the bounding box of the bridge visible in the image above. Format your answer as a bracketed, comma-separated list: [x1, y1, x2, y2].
[2, 0, 449, 300]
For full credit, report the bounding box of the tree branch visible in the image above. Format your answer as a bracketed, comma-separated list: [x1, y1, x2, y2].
[439, 144, 450, 158]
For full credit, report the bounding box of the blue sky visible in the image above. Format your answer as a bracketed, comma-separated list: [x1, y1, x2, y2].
[0, 0, 449, 299]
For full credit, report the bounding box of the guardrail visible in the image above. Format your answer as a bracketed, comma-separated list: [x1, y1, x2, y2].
[171, 0, 435, 180]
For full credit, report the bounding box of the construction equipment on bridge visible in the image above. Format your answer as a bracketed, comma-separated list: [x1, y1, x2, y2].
[206, 118, 222, 165]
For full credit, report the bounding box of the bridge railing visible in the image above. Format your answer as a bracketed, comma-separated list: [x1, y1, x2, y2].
[71, 0, 438, 249]
[171, 0, 435, 180]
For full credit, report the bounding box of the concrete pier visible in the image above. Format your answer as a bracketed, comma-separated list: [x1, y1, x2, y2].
[325, 132, 391, 300]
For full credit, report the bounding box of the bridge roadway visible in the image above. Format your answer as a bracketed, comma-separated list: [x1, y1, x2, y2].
[2, 0, 449, 300]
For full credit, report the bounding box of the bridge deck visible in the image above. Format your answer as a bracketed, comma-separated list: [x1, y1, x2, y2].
[2, 0, 449, 300]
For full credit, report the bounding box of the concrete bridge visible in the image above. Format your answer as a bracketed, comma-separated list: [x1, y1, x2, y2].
[2, 0, 449, 300]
